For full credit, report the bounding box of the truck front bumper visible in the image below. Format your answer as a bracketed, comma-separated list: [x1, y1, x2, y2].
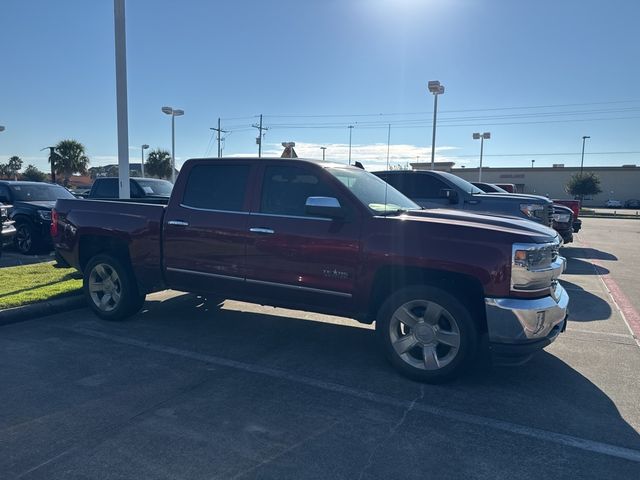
[485, 282, 569, 359]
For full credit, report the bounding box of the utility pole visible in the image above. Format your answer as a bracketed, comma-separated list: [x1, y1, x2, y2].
[580, 135, 590, 175]
[252, 114, 268, 157]
[348, 125, 354, 165]
[210, 118, 228, 158]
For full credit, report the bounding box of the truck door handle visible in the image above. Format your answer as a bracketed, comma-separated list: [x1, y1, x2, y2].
[168, 220, 189, 226]
[250, 227, 275, 234]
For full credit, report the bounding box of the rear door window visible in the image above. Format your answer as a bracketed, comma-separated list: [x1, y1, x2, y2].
[182, 164, 250, 211]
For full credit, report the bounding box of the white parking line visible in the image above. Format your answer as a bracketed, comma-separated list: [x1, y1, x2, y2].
[60, 325, 640, 464]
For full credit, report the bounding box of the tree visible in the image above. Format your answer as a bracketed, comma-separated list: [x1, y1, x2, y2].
[145, 148, 172, 179]
[0, 164, 10, 179]
[21, 164, 47, 182]
[566, 172, 602, 199]
[52, 139, 90, 186]
[7, 156, 23, 180]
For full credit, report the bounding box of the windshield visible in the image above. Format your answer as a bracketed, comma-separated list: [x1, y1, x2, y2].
[326, 167, 420, 214]
[136, 179, 173, 196]
[10, 184, 76, 202]
[438, 172, 484, 194]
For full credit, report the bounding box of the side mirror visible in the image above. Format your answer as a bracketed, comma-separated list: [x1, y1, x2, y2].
[440, 189, 459, 204]
[305, 196, 344, 218]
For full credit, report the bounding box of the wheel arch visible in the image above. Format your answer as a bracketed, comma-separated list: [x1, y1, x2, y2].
[367, 265, 487, 333]
[79, 235, 132, 273]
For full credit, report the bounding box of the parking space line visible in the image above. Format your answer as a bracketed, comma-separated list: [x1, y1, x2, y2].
[590, 259, 640, 347]
[59, 325, 640, 464]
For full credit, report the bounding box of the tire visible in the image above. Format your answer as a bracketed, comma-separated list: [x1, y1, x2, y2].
[14, 221, 39, 254]
[83, 254, 146, 321]
[375, 285, 479, 383]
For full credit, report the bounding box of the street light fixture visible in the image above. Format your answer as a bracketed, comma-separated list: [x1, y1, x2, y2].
[162, 106, 184, 183]
[428, 80, 445, 170]
[320, 146, 327, 161]
[580, 135, 590, 175]
[0, 126, 5, 132]
[472, 132, 490, 181]
[140, 144, 149, 178]
[531, 159, 535, 169]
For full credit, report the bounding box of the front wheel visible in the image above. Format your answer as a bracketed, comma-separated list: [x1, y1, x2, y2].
[15, 222, 39, 254]
[376, 285, 478, 383]
[84, 254, 145, 321]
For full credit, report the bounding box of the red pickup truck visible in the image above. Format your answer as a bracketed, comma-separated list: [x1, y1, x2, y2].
[53, 158, 568, 382]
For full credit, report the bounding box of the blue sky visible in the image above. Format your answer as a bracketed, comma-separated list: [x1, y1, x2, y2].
[1, 0, 639, 172]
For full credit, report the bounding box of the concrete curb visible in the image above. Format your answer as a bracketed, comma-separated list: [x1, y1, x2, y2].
[0, 295, 86, 327]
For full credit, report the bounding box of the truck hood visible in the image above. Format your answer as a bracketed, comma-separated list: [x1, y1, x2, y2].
[473, 192, 552, 204]
[403, 208, 558, 242]
[13, 201, 56, 210]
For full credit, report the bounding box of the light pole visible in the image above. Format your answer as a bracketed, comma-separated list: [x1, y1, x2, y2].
[580, 135, 590, 175]
[348, 125, 354, 165]
[320, 146, 326, 161]
[140, 144, 149, 178]
[428, 80, 445, 170]
[162, 106, 184, 183]
[531, 159, 535, 169]
[473, 132, 490, 181]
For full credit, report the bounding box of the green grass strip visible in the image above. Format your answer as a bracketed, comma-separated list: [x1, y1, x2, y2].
[0, 261, 82, 310]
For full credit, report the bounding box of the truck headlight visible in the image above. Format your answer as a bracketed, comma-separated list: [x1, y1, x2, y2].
[512, 241, 563, 292]
[520, 203, 544, 219]
[552, 213, 571, 223]
[37, 210, 52, 221]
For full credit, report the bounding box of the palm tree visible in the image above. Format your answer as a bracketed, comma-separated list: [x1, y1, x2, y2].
[7, 156, 23, 180]
[145, 148, 172, 179]
[52, 139, 90, 186]
[0, 164, 10, 179]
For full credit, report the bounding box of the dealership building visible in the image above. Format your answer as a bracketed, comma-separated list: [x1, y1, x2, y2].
[410, 162, 640, 207]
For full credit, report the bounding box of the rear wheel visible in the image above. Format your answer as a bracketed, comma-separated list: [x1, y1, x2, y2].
[376, 285, 478, 383]
[84, 254, 145, 321]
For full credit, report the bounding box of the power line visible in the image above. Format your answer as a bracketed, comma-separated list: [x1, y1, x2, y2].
[261, 99, 640, 119]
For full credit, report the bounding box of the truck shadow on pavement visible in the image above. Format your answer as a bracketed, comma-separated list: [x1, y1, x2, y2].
[562, 246, 618, 262]
[560, 280, 612, 322]
[564, 257, 609, 275]
[126, 293, 640, 459]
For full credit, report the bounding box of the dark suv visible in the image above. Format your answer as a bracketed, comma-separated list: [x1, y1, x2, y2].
[375, 170, 553, 226]
[0, 181, 76, 254]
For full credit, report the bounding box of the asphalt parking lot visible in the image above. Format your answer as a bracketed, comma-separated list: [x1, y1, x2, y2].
[1, 218, 639, 479]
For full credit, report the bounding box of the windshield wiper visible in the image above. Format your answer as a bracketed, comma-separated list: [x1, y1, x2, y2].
[376, 208, 410, 217]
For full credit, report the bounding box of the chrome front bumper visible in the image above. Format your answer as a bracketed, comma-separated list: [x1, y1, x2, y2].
[485, 282, 569, 356]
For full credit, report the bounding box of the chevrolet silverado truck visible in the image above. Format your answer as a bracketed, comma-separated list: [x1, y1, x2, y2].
[53, 158, 568, 382]
[375, 170, 554, 227]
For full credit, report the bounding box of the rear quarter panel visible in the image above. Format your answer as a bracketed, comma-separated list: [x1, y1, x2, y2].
[54, 199, 166, 292]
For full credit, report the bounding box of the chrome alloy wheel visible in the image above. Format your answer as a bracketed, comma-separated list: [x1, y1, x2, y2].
[389, 299, 461, 371]
[88, 263, 122, 312]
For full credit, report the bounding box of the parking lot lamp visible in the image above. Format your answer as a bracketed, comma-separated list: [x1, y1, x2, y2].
[140, 144, 149, 178]
[580, 136, 590, 175]
[320, 146, 326, 161]
[0, 126, 5, 132]
[428, 81, 445, 170]
[162, 106, 185, 183]
[473, 132, 491, 181]
[531, 159, 535, 169]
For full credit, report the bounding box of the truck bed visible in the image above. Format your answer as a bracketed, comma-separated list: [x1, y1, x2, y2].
[54, 198, 167, 293]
